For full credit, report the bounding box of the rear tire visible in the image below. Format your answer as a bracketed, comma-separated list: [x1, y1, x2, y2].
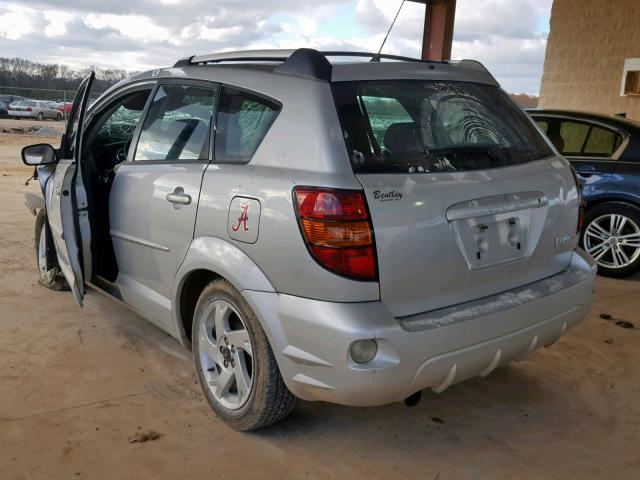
[582, 202, 640, 278]
[35, 210, 69, 291]
[56, 112, 63, 121]
[37, 112, 43, 121]
[192, 279, 295, 430]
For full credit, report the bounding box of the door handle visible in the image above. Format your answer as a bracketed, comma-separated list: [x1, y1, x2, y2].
[575, 165, 596, 177]
[166, 187, 191, 206]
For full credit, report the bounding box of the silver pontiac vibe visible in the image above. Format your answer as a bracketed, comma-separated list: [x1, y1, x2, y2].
[22, 49, 596, 430]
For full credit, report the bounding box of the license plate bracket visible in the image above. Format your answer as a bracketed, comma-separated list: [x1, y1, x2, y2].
[451, 210, 532, 270]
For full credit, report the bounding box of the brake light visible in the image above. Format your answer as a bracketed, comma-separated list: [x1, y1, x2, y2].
[26, 107, 32, 112]
[570, 166, 586, 233]
[294, 187, 377, 281]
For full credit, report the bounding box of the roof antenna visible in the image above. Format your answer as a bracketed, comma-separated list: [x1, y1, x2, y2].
[372, 0, 406, 62]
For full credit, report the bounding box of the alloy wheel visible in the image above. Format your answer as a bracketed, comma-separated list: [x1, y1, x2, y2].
[197, 299, 254, 410]
[584, 213, 640, 269]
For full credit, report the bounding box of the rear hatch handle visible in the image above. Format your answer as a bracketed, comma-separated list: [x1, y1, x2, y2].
[446, 192, 548, 222]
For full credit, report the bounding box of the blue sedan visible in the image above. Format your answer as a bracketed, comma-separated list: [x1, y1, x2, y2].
[529, 109, 640, 277]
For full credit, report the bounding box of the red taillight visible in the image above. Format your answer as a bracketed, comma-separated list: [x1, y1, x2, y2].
[296, 188, 368, 220]
[570, 166, 586, 233]
[26, 107, 32, 112]
[294, 187, 377, 281]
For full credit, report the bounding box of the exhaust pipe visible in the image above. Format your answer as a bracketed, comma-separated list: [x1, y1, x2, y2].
[404, 391, 422, 407]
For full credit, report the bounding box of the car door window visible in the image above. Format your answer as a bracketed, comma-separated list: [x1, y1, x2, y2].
[214, 87, 280, 163]
[93, 93, 149, 147]
[583, 125, 622, 157]
[81, 89, 151, 169]
[134, 84, 217, 162]
[534, 120, 548, 133]
[559, 121, 590, 155]
[61, 73, 96, 160]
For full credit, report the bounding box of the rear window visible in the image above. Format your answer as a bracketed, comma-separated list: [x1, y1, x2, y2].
[332, 81, 553, 173]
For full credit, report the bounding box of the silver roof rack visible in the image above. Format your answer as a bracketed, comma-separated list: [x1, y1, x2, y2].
[175, 49, 429, 67]
[173, 48, 334, 80]
[172, 48, 493, 83]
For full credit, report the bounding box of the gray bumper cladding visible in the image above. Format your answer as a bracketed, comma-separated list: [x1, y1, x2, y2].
[244, 249, 596, 407]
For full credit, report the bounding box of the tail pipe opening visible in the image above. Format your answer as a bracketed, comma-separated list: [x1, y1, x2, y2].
[404, 391, 422, 407]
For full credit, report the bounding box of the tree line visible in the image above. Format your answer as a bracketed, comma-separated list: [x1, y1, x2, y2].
[509, 93, 538, 108]
[0, 57, 130, 101]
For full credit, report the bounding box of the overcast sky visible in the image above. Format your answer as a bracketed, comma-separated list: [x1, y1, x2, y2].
[0, 0, 552, 94]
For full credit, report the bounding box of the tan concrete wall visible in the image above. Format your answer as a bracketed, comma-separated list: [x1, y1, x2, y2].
[539, 0, 640, 120]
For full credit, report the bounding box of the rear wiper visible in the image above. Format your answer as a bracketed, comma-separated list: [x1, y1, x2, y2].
[428, 143, 512, 163]
[425, 143, 510, 156]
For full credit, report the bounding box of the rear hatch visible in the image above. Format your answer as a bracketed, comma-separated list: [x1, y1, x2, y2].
[332, 79, 580, 318]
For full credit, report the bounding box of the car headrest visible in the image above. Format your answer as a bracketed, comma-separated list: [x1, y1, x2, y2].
[383, 122, 424, 156]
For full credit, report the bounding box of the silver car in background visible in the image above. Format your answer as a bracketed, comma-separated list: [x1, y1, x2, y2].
[9, 100, 63, 120]
[22, 49, 596, 430]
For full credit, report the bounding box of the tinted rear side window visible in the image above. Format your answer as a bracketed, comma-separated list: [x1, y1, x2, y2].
[542, 118, 623, 157]
[535, 120, 549, 134]
[583, 125, 622, 156]
[582, 125, 622, 157]
[214, 87, 280, 164]
[558, 121, 590, 155]
[332, 81, 553, 173]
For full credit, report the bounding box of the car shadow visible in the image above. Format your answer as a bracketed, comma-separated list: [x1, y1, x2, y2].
[254, 363, 575, 452]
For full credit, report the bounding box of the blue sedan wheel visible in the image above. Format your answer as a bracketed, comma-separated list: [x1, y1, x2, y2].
[583, 203, 640, 277]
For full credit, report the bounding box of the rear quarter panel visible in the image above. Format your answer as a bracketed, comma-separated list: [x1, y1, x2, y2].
[192, 78, 380, 302]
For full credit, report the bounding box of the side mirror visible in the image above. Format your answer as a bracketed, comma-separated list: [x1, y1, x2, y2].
[21, 143, 57, 166]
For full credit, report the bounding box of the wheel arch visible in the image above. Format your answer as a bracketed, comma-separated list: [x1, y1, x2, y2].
[172, 236, 276, 348]
[585, 195, 640, 214]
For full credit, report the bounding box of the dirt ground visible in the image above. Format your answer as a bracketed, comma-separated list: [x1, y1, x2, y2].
[1, 128, 639, 479]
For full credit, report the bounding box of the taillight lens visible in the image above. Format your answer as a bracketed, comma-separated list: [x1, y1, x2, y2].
[294, 187, 377, 281]
[570, 166, 586, 233]
[26, 107, 32, 112]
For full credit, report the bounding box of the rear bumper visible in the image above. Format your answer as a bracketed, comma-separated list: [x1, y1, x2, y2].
[245, 249, 596, 406]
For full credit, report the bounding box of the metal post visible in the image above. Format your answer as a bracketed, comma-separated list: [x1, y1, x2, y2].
[409, 0, 457, 61]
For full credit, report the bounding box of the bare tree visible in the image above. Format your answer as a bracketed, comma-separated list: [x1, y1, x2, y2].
[0, 57, 130, 101]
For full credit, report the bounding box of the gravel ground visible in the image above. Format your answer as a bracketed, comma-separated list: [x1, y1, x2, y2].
[0, 134, 639, 480]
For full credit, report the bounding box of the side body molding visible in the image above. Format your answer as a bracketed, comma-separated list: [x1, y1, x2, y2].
[172, 236, 276, 343]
